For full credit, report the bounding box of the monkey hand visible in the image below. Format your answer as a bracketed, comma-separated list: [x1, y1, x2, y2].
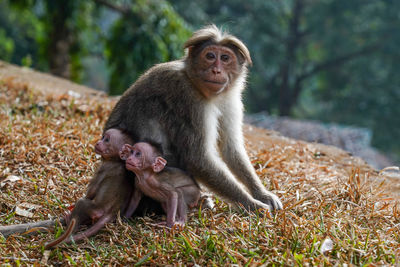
[254, 190, 283, 211]
[119, 144, 134, 160]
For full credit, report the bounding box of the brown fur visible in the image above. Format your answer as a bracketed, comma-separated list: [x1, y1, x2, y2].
[105, 25, 282, 211]
[120, 142, 200, 227]
[45, 129, 161, 249]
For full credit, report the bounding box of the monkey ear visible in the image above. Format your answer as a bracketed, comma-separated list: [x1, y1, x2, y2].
[152, 157, 167, 173]
[187, 46, 194, 58]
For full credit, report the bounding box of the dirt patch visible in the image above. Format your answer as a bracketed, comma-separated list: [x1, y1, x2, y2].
[0, 60, 105, 99]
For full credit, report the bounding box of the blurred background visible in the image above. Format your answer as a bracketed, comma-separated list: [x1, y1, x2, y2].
[0, 0, 399, 168]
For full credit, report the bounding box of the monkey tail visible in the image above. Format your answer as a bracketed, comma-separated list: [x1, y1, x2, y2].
[44, 218, 76, 249]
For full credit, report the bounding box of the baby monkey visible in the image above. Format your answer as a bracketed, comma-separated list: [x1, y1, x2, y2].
[45, 129, 136, 249]
[120, 142, 200, 228]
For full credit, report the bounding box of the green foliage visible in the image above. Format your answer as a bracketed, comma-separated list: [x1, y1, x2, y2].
[105, 0, 191, 95]
[0, 28, 14, 61]
[0, 1, 44, 67]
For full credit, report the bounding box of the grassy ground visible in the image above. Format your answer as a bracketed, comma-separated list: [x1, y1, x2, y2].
[0, 81, 399, 265]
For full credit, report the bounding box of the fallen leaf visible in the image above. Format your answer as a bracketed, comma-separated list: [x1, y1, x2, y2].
[320, 238, 333, 254]
[15, 202, 41, 218]
[41, 250, 51, 265]
[0, 175, 22, 188]
[15, 206, 34, 218]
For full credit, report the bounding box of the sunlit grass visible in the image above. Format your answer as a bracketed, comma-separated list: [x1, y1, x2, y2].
[0, 83, 399, 265]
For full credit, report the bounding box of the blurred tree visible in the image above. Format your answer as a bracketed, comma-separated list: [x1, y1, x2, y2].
[2, 0, 93, 81]
[172, 0, 388, 115]
[0, 0, 189, 89]
[0, 1, 43, 68]
[40, 1, 94, 81]
[96, 0, 190, 95]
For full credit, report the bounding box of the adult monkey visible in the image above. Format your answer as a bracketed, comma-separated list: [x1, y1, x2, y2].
[105, 25, 282, 212]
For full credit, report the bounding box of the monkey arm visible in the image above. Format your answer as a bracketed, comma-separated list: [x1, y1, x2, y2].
[218, 104, 283, 211]
[220, 140, 282, 211]
[220, 137, 283, 210]
[186, 148, 270, 212]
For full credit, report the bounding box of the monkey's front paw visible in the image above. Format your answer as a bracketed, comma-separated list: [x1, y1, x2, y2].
[257, 191, 283, 211]
[119, 144, 133, 160]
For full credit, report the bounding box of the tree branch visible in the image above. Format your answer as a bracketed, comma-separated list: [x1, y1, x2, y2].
[0, 218, 65, 237]
[297, 43, 381, 83]
[94, 0, 130, 15]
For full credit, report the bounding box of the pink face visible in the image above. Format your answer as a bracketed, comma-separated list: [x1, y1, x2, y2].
[123, 142, 167, 174]
[95, 131, 114, 160]
[191, 45, 239, 98]
[125, 144, 146, 172]
[95, 129, 128, 160]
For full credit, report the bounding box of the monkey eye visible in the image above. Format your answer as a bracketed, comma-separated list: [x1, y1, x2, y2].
[205, 52, 216, 60]
[135, 151, 142, 157]
[221, 54, 230, 62]
[104, 137, 110, 142]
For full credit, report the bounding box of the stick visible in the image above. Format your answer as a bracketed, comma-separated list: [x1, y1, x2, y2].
[0, 218, 65, 237]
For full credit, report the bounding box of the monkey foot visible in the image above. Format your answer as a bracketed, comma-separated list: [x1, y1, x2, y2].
[173, 221, 185, 229]
[151, 221, 185, 230]
[63, 211, 73, 225]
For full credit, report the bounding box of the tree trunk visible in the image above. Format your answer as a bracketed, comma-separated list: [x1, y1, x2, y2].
[278, 0, 304, 116]
[46, 1, 74, 79]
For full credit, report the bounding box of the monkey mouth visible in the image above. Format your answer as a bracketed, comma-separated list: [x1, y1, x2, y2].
[204, 79, 226, 85]
[126, 162, 138, 170]
[203, 80, 227, 94]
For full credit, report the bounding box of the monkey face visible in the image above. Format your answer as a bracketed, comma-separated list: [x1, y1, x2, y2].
[125, 142, 166, 174]
[192, 45, 239, 98]
[95, 133, 111, 158]
[125, 144, 146, 172]
[95, 129, 122, 160]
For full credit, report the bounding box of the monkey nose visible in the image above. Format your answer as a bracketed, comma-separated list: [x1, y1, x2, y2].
[212, 67, 221, 74]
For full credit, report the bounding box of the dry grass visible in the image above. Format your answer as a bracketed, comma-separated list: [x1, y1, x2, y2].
[1, 81, 400, 265]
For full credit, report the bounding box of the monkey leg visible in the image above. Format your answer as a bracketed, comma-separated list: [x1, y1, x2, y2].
[63, 210, 74, 225]
[178, 185, 200, 209]
[45, 198, 106, 248]
[68, 213, 114, 243]
[175, 190, 187, 226]
[72, 198, 103, 225]
[165, 192, 178, 228]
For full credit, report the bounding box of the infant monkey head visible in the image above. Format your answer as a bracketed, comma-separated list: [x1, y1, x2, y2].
[120, 142, 167, 174]
[95, 128, 133, 160]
